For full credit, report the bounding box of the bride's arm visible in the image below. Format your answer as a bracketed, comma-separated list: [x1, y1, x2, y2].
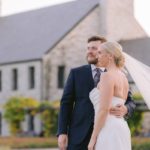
[88, 73, 114, 149]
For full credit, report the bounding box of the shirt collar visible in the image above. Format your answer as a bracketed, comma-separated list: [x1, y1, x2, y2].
[91, 64, 105, 72]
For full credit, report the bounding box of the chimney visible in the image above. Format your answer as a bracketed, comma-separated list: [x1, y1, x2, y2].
[99, 0, 147, 41]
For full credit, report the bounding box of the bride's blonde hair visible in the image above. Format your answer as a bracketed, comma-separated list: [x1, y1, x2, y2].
[101, 41, 125, 68]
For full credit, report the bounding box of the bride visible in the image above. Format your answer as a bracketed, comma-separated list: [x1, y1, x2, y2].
[88, 41, 131, 150]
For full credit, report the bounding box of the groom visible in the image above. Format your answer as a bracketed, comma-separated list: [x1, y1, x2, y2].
[57, 36, 136, 150]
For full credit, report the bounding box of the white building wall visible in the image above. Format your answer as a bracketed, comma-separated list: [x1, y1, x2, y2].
[0, 60, 42, 136]
[0, 61, 42, 103]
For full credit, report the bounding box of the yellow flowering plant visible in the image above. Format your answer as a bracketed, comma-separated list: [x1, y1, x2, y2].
[39, 100, 60, 137]
[4, 96, 39, 135]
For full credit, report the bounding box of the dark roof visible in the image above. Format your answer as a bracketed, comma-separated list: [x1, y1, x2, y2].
[120, 37, 150, 66]
[0, 0, 99, 65]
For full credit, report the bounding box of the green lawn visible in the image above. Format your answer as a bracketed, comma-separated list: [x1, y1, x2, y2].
[0, 137, 57, 149]
[132, 137, 150, 150]
[0, 137, 150, 149]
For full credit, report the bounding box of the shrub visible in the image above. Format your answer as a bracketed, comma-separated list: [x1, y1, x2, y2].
[3, 97, 39, 135]
[127, 92, 144, 136]
[3, 97, 59, 137]
[132, 92, 143, 101]
[128, 111, 143, 136]
[39, 100, 59, 137]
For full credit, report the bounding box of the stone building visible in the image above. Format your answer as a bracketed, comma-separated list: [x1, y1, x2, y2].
[0, 0, 149, 136]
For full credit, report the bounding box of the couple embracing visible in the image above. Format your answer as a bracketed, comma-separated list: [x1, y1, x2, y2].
[57, 36, 136, 150]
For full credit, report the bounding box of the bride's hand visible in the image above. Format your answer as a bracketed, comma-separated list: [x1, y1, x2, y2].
[88, 138, 96, 150]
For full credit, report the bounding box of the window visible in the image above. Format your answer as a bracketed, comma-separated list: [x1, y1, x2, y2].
[0, 71, 2, 91]
[29, 67, 35, 89]
[12, 69, 18, 90]
[58, 66, 65, 88]
[28, 114, 34, 132]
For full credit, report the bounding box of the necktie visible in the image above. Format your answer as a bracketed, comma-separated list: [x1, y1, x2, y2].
[94, 68, 102, 87]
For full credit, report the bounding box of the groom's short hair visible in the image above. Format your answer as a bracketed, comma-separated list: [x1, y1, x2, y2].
[88, 35, 107, 43]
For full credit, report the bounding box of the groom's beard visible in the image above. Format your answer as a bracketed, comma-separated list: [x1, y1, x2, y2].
[86, 55, 98, 64]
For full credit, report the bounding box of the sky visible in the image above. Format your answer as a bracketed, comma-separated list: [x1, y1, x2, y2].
[1, 0, 75, 16]
[0, 0, 150, 36]
[134, 0, 150, 36]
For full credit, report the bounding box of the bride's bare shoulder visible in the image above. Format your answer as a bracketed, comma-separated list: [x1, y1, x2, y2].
[101, 72, 114, 82]
[97, 72, 114, 89]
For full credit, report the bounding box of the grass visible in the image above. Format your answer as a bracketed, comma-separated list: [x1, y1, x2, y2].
[0, 136, 58, 149]
[132, 137, 150, 144]
[0, 136, 150, 149]
[132, 137, 150, 150]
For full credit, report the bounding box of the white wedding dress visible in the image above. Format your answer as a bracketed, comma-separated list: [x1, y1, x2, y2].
[89, 88, 131, 150]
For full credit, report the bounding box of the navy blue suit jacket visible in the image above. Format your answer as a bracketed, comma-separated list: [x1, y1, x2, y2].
[57, 65, 136, 144]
